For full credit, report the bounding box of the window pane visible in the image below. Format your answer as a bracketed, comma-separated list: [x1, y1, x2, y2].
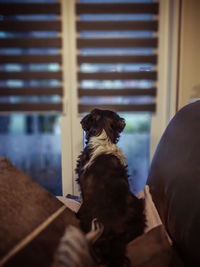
[0, 96, 61, 103]
[81, 96, 153, 105]
[118, 113, 150, 194]
[81, 48, 154, 56]
[0, 0, 62, 195]
[81, 80, 153, 89]
[80, 31, 154, 38]
[0, 48, 59, 55]
[0, 114, 62, 195]
[0, 64, 60, 71]
[80, 63, 153, 72]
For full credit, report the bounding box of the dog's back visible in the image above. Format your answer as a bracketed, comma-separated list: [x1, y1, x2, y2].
[77, 154, 145, 266]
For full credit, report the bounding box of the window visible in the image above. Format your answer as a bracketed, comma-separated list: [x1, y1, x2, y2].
[75, 0, 158, 194]
[0, 0, 174, 196]
[0, 0, 63, 195]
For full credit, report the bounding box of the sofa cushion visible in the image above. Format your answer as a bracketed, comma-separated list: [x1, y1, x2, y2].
[148, 101, 200, 265]
[0, 156, 79, 266]
[127, 225, 184, 267]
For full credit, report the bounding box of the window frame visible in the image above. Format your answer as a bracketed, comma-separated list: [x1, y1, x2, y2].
[150, 0, 180, 159]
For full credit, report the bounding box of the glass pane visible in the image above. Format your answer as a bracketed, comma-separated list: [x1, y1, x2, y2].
[0, 64, 60, 71]
[81, 80, 153, 89]
[81, 96, 153, 105]
[0, 80, 60, 87]
[0, 96, 61, 103]
[0, 48, 59, 55]
[0, 0, 62, 195]
[80, 31, 154, 38]
[80, 14, 154, 21]
[80, 63, 153, 72]
[0, 32, 58, 38]
[81, 48, 154, 56]
[118, 113, 150, 194]
[0, 114, 62, 195]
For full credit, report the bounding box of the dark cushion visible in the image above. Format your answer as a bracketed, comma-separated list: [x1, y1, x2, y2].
[148, 101, 200, 266]
[0, 157, 80, 266]
[127, 225, 184, 267]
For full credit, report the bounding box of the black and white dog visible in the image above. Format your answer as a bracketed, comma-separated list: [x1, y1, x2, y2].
[76, 109, 146, 267]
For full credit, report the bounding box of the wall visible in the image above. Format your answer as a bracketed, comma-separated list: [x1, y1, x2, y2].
[178, 0, 200, 108]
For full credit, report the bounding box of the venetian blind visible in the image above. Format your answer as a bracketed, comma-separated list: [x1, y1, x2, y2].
[76, 2, 159, 113]
[0, 3, 63, 112]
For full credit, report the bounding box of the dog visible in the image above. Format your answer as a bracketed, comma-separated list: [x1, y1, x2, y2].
[76, 109, 146, 267]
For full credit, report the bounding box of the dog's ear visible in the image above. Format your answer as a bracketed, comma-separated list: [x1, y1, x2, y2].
[104, 112, 126, 143]
[111, 116, 125, 143]
[81, 109, 101, 131]
[115, 117, 126, 133]
[80, 114, 91, 132]
[110, 115, 125, 134]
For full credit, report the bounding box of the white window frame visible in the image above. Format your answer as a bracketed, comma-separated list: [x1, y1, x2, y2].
[150, 0, 180, 158]
[61, 0, 82, 196]
[61, 0, 181, 196]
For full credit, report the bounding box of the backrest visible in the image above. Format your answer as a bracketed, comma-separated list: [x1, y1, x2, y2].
[148, 101, 200, 266]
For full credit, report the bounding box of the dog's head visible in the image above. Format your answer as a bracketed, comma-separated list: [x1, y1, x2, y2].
[81, 109, 125, 144]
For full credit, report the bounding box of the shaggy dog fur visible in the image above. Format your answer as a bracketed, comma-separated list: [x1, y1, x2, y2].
[76, 109, 146, 267]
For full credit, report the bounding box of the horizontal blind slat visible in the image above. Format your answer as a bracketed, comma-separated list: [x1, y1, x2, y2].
[78, 88, 156, 97]
[0, 87, 63, 96]
[0, 3, 61, 15]
[0, 21, 61, 31]
[0, 55, 62, 64]
[78, 71, 157, 80]
[76, 3, 159, 14]
[0, 103, 62, 112]
[78, 55, 157, 64]
[77, 21, 158, 31]
[79, 104, 156, 113]
[0, 71, 62, 80]
[0, 38, 62, 48]
[77, 38, 157, 48]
